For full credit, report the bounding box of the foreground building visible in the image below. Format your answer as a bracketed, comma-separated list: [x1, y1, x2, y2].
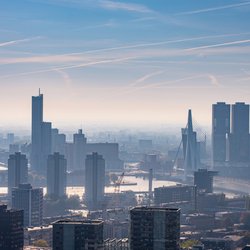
[130, 206, 180, 250]
[12, 183, 43, 227]
[53, 219, 104, 250]
[0, 204, 24, 250]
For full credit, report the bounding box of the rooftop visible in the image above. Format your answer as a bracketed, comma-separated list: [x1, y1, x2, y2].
[53, 219, 103, 225]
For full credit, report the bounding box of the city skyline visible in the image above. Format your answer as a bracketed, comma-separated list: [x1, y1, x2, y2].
[1, 0, 250, 127]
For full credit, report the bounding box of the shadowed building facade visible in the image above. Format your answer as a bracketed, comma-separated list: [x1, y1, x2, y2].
[130, 207, 180, 250]
[12, 183, 43, 227]
[53, 219, 104, 250]
[229, 102, 250, 163]
[212, 102, 230, 163]
[0, 204, 24, 250]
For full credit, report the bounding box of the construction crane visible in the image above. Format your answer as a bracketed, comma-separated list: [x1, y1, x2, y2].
[112, 172, 125, 208]
[114, 172, 125, 193]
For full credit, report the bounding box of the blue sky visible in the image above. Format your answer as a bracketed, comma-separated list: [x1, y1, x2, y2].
[1, 0, 250, 128]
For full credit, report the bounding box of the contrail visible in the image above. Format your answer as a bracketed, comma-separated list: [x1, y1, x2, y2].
[131, 70, 164, 87]
[186, 39, 250, 51]
[59, 32, 250, 57]
[208, 75, 220, 86]
[0, 56, 135, 79]
[176, 1, 250, 15]
[0, 37, 41, 48]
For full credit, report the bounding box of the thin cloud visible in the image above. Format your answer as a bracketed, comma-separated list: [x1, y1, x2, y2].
[62, 32, 250, 57]
[0, 56, 135, 79]
[186, 39, 250, 51]
[98, 0, 153, 13]
[208, 75, 220, 86]
[176, 1, 250, 15]
[132, 70, 164, 86]
[53, 68, 72, 88]
[0, 37, 41, 48]
[29, 0, 154, 14]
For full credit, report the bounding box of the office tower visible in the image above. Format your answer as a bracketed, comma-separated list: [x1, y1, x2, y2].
[85, 152, 105, 210]
[194, 169, 217, 193]
[31, 91, 43, 173]
[53, 219, 104, 250]
[47, 152, 67, 198]
[31, 91, 52, 174]
[12, 183, 43, 227]
[8, 152, 28, 196]
[130, 207, 180, 250]
[182, 110, 200, 176]
[52, 128, 66, 155]
[212, 102, 230, 162]
[73, 129, 87, 170]
[0, 204, 24, 250]
[229, 102, 250, 162]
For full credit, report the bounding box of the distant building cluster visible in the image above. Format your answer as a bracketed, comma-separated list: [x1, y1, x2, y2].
[2, 93, 250, 249]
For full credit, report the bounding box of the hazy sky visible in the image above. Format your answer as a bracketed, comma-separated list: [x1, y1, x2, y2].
[1, 0, 250, 128]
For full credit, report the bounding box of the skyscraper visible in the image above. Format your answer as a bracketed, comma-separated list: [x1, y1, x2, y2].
[85, 152, 105, 210]
[31, 91, 52, 174]
[229, 102, 250, 162]
[73, 129, 87, 170]
[182, 110, 200, 176]
[31, 91, 43, 173]
[212, 102, 230, 163]
[53, 219, 104, 250]
[8, 152, 28, 196]
[0, 204, 24, 250]
[12, 183, 43, 227]
[130, 207, 180, 250]
[47, 152, 67, 198]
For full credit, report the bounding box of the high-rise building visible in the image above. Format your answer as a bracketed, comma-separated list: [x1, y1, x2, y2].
[73, 129, 87, 170]
[212, 102, 230, 163]
[53, 219, 104, 250]
[85, 152, 105, 210]
[194, 169, 217, 193]
[31, 91, 52, 174]
[130, 207, 180, 250]
[52, 128, 66, 155]
[8, 152, 28, 196]
[12, 183, 43, 227]
[0, 204, 24, 250]
[42, 121, 52, 167]
[182, 110, 200, 176]
[31, 91, 43, 173]
[47, 152, 67, 198]
[229, 102, 250, 162]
